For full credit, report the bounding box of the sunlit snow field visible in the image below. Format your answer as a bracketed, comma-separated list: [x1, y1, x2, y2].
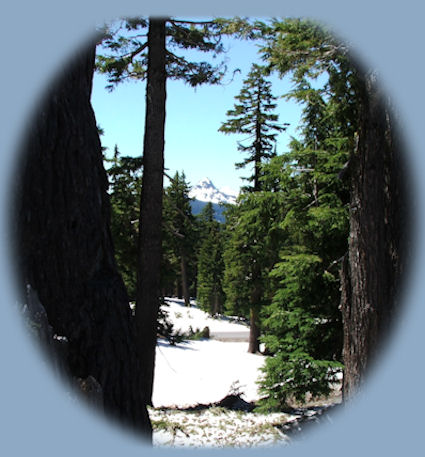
[149, 299, 341, 448]
[153, 298, 262, 408]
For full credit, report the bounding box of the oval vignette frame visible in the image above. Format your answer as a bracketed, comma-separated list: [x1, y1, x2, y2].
[0, 1, 424, 457]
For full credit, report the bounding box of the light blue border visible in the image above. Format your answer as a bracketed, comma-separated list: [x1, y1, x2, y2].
[1, 1, 424, 456]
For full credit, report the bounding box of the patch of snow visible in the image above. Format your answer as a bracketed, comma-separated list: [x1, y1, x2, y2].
[153, 298, 264, 409]
[153, 339, 265, 408]
[150, 297, 341, 448]
[221, 185, 239, 198]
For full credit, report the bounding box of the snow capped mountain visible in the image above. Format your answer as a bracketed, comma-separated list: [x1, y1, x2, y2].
[189, 177, 237, 205]
[189, 178, 238, 223]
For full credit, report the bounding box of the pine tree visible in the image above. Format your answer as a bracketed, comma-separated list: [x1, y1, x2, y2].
[162, 171, 197, 306]
[223, 190, 284, 353]
[257, 93, 350, 408]
[339, 73, 409, 399]
[260, 17, 409, 400]
[219, 63, 288, 191]
[135, 19, 167, 406]
[96, 16, 227, 404]
[106, 146, 143, 300]
[196, 202, 225, 315]
[220, 63, 287, 353]
[96, 18, 226, 90]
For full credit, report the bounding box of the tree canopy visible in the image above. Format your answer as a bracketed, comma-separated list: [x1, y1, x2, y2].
[96, 17, 227, 90]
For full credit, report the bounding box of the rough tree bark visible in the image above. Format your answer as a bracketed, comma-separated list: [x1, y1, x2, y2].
[14, 41, 152, 440]
[180, 255, 191, 307]
[135, 18, 167, 406]
[340, 72, 409, 400]
[248, 306, 261, 354]
[247, 146, 263, 354]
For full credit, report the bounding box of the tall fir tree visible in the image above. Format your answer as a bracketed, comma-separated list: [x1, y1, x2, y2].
[260, 17, 409, 400]
[196, 202, 225, 315]
[106, 145, 143, 300]
[223, 190, 284, 353]
[220, 63, 287, 353]
[219, 63, 288, 191]
[96, 16, 227, 404]
[162, 171, 197, 306]
[257, 87, 349, 410]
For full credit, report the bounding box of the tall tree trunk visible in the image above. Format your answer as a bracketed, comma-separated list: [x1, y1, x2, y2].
[213, 288, 221, 315]
[248, 306, 260, 353]
[175, 280, 182, 298]
[180, 254, 190, 306]
[14, 42, 151, 439]
[135, 18, 167, 406]
[340, 72, 409, 400]
[248, 264, 262, 353]
[247, 120, 263, 353]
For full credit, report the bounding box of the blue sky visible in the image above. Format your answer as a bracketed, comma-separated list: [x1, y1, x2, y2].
[91, 30, 304, 195]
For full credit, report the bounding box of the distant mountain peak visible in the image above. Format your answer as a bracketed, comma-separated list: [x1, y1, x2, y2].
[198, 177, 215, 187]
[189, 178, 237, 205]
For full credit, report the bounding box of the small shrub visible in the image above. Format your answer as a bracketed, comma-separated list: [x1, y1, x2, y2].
[157, 300, 186, 345]
[187, 326, 210, 341]
[256, 351, 343, 412]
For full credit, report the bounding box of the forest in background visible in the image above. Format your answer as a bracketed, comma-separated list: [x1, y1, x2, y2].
[14, 16, 409, 443]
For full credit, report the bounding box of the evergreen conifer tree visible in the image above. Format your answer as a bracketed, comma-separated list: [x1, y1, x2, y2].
[15, 44, 151, 437]
[106, 146, 143, 300]
[250, 20, 355, 407]
[259, 17, 408, 401]
[162, 171, 196, 306]
[222, 190, 284, 353]
[257, 90, 349, 409]
[219, 63, 288, 191]
[196, 202, 225, 315]
[96, 16, 227, 404]
[220, 63, 287, 353]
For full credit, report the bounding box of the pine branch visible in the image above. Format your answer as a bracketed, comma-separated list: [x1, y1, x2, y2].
[166, 49, 186, 65]
[125, 42, 148, 61]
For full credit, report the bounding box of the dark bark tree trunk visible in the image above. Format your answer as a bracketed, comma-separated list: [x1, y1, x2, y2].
[247, 118, 263, 354]
[212, 288, 221, 315]
[340, 72, 409, 400]
[248, 307, 260, 353]
[135, 18, 167, 406]
[180, 254, 190, 306]
[248, 268, 262, 353]
[247, 252, 262, 353]
[14, 42, 152, 439]
[175, 280, 182, 299]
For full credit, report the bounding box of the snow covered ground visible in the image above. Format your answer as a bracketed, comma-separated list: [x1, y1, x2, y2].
[161, 297, 250, 341]
[149, 298, 341, 448]
[149, 299, 288, 448]
[153, 298, 262, 408]
[153, 339, 265, 408]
